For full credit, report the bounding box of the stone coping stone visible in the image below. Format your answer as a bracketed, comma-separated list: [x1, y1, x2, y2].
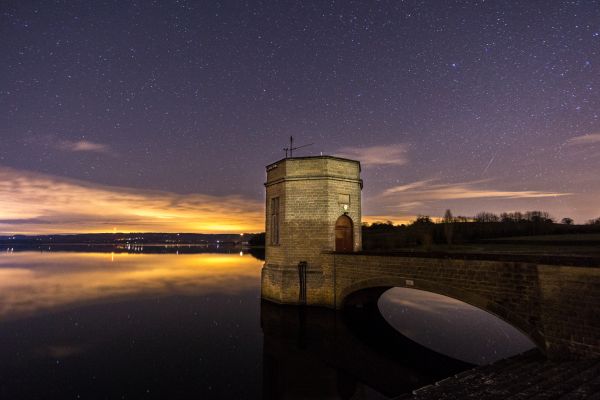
[324, 250, 600, 268]
[266, 155, 362, 169]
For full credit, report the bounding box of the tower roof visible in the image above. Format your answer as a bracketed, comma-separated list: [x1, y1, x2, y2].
[265, 155, 361, 171]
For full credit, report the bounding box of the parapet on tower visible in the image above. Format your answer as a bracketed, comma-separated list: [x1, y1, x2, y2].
[261, 156, 362, 306]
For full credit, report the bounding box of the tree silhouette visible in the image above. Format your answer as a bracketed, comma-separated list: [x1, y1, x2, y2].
[443, 209, 454, 245]
[524, 211, 553, 223]
[442, 209, 454, 223]
[412, 215, 434, 225]
[474, 212, 499, 223]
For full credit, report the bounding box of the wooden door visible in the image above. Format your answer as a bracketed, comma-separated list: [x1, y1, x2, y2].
[335, 215, 353, 252]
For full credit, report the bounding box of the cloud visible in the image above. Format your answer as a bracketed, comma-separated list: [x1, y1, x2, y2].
[386, 201, 425, 211]
[335, 143, 409, 166]
[383, 179, 433, 195]
[565, 133, 600, 146]
[0, 218, 52, 224]
[23, 135, 113, 155]
[58, 139, 111, 154]
[0, 167, 264, 234]
[379, 179, 570, 211]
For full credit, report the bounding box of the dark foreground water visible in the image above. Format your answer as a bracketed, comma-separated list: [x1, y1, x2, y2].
[0, 247, 534, 399]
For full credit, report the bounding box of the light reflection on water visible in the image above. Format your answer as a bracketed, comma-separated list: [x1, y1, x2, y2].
[0, 251, 263, 320]
[378, 287, 536, 365]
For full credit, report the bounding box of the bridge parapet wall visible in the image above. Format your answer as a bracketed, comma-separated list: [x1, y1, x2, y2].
[318, 253, 600, 360]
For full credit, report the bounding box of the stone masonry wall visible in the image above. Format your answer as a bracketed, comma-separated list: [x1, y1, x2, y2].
[262, 156, 362, 306]
[317, 253, 600, 360]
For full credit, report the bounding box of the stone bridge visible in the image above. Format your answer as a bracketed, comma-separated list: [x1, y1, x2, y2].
[263, 252, 600, 360]
[331, 253, 600, 360]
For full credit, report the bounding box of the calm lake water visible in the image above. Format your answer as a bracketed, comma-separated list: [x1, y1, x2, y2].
[0, 247, 534, 399]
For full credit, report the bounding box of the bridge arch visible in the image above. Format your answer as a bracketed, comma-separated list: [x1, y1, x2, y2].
[337, 276, 545, 352]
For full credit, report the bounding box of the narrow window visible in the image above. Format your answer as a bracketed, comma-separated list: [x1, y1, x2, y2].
[270, 197, 280, 245]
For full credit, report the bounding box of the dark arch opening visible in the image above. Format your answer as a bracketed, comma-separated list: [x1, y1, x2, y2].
[335, 215, 354, 252]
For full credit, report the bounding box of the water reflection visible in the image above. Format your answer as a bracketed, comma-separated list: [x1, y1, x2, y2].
[261, 301, 472, 399]
[0, 251, 265, 399]
[0, 293, 265, 399]
[0, 251, 539, 399]
[378, 287, 536, 365]
[0, 250, 263, 320]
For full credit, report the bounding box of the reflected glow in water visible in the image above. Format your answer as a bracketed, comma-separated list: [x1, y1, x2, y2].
[0, 251, 263, 320]
[378, 287, 536, 365]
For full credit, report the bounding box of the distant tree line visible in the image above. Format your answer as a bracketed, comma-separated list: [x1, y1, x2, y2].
[243, 211, 600, 250]
[248, 232, 265, 246]
[362, 210, 600, 250]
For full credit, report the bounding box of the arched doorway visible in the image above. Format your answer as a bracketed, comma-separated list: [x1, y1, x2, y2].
[335, 215, 354, 252]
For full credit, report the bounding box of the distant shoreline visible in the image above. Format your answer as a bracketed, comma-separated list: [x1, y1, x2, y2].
[0, 232, 263, 246]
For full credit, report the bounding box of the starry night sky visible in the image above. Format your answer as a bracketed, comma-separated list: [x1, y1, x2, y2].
[1, 0, 599, 233]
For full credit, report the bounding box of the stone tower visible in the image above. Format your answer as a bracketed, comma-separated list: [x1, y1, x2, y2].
[261, 156, 362, 306]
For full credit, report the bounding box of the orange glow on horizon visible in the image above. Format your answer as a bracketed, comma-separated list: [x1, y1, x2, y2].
[362, 215, 416, 226]
[0, 166, 264, 234]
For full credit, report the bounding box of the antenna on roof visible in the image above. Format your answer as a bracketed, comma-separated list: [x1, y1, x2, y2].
[283, 136, 314, 158]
